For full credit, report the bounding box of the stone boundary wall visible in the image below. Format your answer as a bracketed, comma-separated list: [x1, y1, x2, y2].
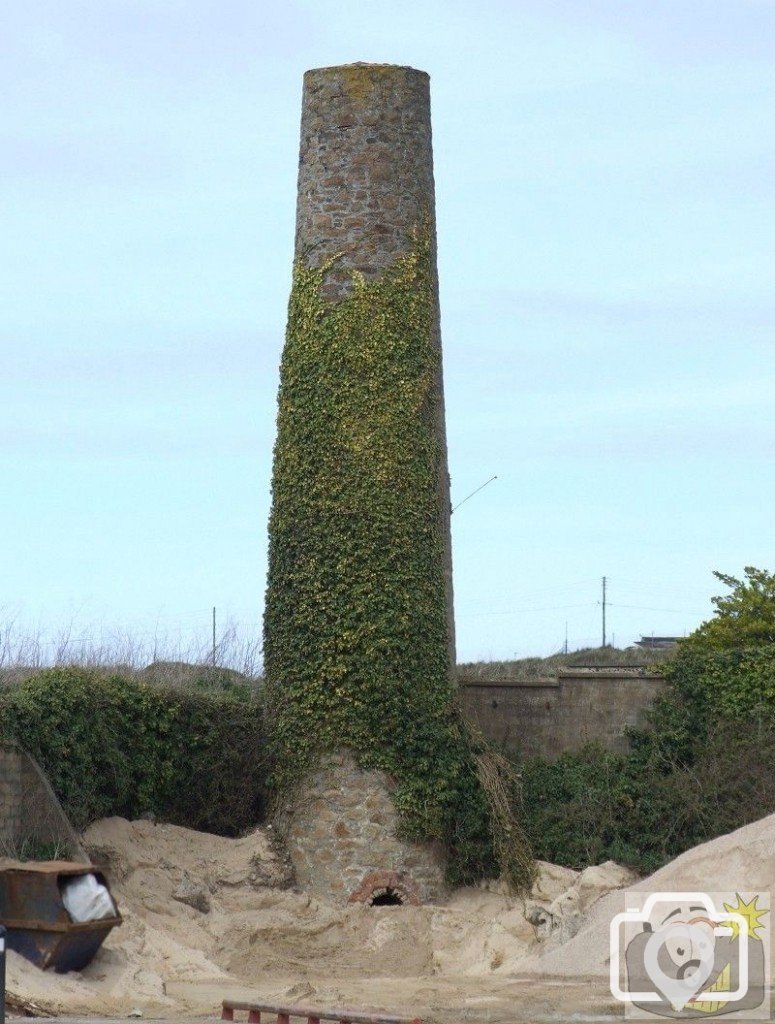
[0, 743, 88, 861]
[460, 668, 667, 760]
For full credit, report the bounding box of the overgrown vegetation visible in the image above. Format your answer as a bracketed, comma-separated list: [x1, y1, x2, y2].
[1, 569, 770, 879]
[0, 616, 263, 688]
[13, 838, 72, 862]
[0, 667, 265, 834]
[519, 568, 775, 874]
[264, 229, 534, 890]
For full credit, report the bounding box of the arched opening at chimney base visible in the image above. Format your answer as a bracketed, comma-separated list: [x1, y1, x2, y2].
[348, 869, 423, 907]
[369, 887, 405, 907]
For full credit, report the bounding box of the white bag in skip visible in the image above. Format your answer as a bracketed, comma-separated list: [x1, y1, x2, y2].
[61, 873, 117, 922]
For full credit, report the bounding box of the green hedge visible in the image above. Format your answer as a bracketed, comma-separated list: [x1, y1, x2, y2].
[521, 715, 775, 876]
[520, 743, 697, 874]
[519, 643, 775, 874]
[0, 667, 265, 834]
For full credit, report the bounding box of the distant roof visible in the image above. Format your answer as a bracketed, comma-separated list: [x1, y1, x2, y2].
[634, 636, 680, 649]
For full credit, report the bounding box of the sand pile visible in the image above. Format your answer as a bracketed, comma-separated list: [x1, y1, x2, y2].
[4, 813, 773, 1022]
[520, 811, 775, 981]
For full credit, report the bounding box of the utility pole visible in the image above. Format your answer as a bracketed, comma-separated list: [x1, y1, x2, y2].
[564, 621, 568, 655]
[601, 577, 607, 648]
[212, 607, 216, 670]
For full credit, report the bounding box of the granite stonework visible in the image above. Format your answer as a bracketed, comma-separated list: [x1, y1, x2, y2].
[277, 752, 447, 904]
[296, 63, 437, 296]
[274, 64, 456, 903]
[294, 63, 455, 664]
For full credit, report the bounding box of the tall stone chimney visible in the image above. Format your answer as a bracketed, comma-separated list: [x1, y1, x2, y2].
[295, 63, 454, 648]
[266, 64, 455, 905]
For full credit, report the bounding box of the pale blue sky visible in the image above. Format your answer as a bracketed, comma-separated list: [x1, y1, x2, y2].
[2, 0, 773, 665]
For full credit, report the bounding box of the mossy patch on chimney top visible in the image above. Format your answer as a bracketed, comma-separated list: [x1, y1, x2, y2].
[305, 63, 428, 106]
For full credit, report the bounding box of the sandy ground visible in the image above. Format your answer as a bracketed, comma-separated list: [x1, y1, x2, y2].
[5, 814, 775, 1023]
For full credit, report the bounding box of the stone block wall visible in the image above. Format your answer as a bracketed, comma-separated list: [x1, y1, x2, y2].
[0, 746, 23, 852]
[460, 668, 667, 760]
[0, 743, 87, 861]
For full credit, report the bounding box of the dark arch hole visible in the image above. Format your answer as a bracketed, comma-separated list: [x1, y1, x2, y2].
[369, 888, 404, 907]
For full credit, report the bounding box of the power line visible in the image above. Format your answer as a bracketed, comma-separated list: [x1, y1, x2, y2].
[458, 578, 600, 612]
[470, 602, 597, 618]
[609, 602, 707, 615]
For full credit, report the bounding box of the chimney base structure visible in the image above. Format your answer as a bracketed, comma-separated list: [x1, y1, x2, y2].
[277, 752, 446, 904]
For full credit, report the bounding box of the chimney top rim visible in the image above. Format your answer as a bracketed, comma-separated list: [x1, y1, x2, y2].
[304, 62, 429, 79]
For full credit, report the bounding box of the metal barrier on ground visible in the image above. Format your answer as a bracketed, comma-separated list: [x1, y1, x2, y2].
[221, 998, 423, 1024]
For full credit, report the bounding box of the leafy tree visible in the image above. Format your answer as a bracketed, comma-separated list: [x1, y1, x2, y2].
[684, 566, 775, 652]
[654, 566, 775, 727]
